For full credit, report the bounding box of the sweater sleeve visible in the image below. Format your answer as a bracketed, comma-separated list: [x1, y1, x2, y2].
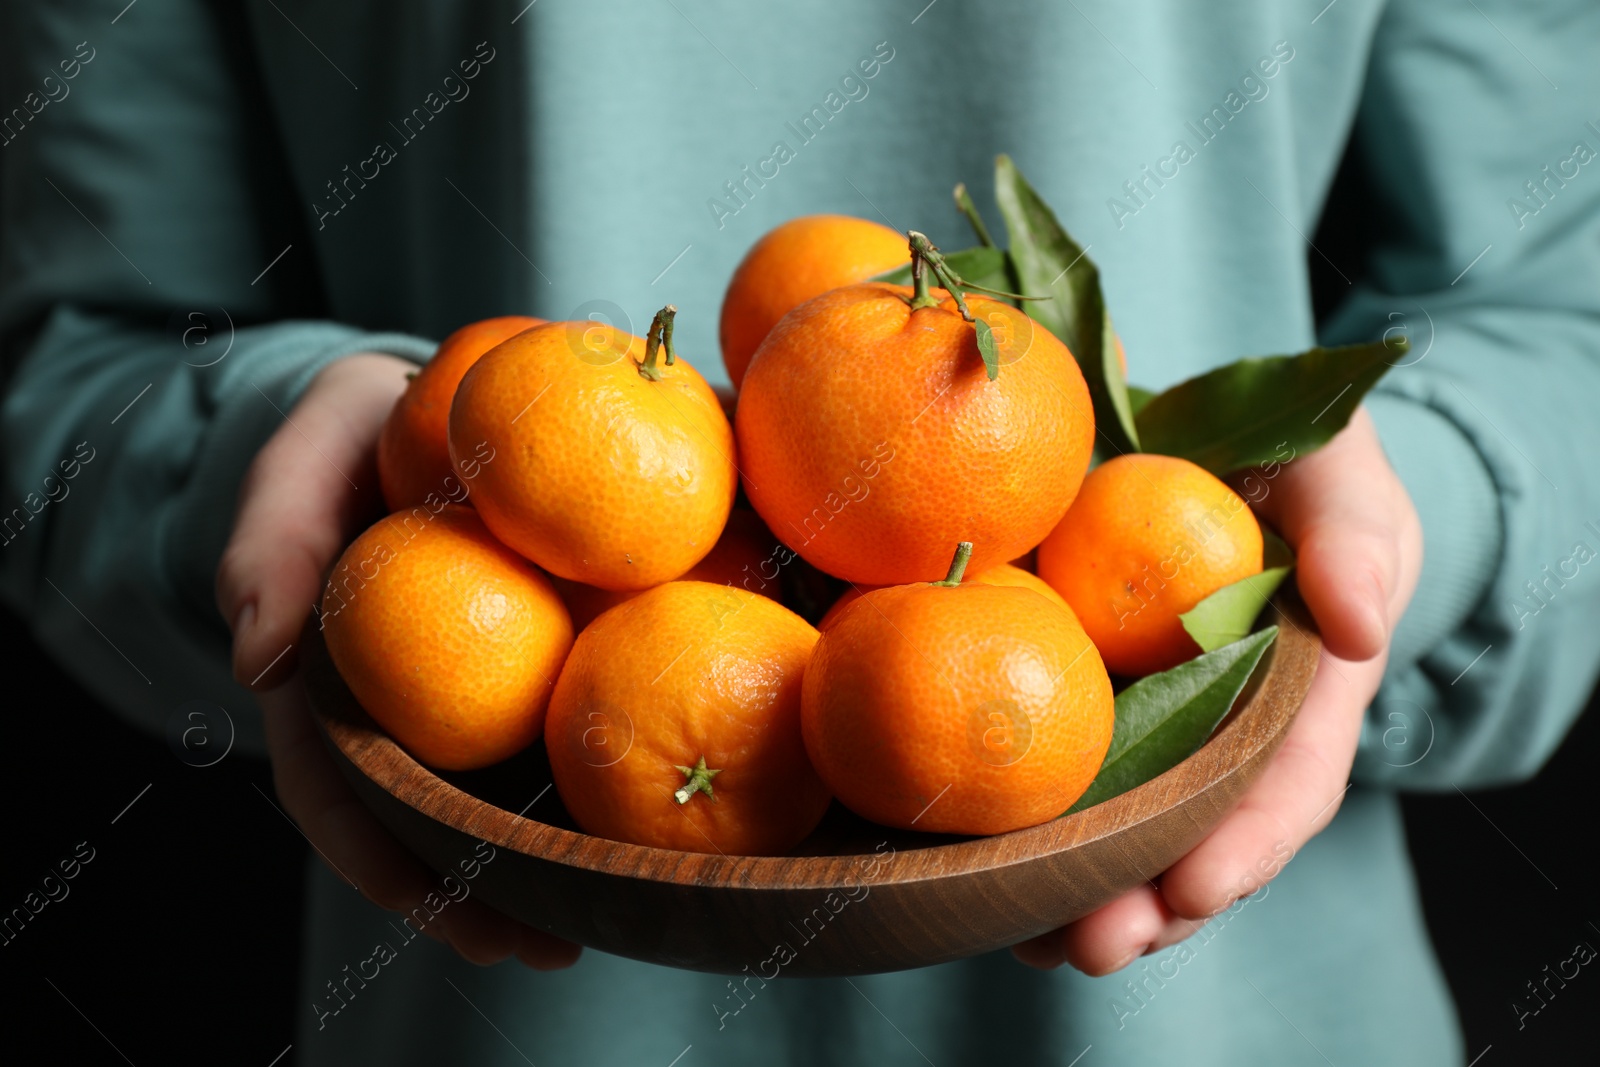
[1325, 0, 1600, 787]
[0, 3, 431, 751]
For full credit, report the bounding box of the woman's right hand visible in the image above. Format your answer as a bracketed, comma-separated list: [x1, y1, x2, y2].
[216, 352, 581, 970]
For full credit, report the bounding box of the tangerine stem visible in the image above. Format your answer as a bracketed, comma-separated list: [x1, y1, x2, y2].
[674, 755, 721, 804]
[932, 542, 974, 587]
[639, 305, 678, 381]
[953, 183, 996, 248]
[907, 232, 975, 322]
[908, 233, 938, 311]
[959, 280, 1052, 302]
[661, 306, 678, 366]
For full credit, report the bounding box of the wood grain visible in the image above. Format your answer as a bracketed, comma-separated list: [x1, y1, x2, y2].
[306, 591, 1319, 977]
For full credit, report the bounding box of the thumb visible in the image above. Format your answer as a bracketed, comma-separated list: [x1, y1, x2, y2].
[1244, 409, 1418, 663]
[216, 355, 412, 688]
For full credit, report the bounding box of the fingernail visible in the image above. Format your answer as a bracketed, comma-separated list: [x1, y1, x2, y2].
[1106, 944, 1148, 974]
[233, 601, 256, 641]
[230, 602, 256, 683]
[1365, 575, 1389, 641]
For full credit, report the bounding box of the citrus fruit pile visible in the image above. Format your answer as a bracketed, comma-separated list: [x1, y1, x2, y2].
[323, 157, 1401, 857]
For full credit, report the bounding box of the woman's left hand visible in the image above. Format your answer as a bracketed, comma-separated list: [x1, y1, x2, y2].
[1013, 408, 1423, 974]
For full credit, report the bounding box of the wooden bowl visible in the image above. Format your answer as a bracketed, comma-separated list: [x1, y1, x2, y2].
[306, 592, 1318, 977]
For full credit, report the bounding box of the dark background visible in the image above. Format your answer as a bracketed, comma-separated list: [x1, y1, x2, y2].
[0, 602, 1594, 1065]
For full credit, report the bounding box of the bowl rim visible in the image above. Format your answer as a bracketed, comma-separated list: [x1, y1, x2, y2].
[308, 590, 1318, 892]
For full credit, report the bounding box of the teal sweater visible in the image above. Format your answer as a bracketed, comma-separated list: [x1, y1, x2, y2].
[4, 2, 1597, 1063]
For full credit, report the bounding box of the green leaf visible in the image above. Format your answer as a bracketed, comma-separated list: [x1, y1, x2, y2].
[993, 154, 1140, 453]
[1180, 567, 1291, 653]
[874, 245, 1013, 297]
[1065, 627, 1279, 814]
[974, 318, 1000, 381]
[1134, 340, 1402, 475]
[1127, 384, 1156, 418]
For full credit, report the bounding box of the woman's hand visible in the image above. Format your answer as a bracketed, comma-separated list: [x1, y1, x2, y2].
[1014, 408, 1423, 973]
[216, 352, 580, 970]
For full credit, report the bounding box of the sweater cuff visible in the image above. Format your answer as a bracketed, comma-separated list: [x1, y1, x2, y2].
[1365, 390, 1503, 671]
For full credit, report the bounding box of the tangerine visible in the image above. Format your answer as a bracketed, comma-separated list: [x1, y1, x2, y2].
[817, 561, 1067, 630]
[719, 214, 907, 388]
[449, 308, 737, 591]
[552, 508, 782, 631]
[1037, 453, 1264, 676]
[378, 315, 542, 511]
[736, 238, 1094, 585]
[545, 581, 829, 855]
[802, 544, 1114, 834]
[320, 504, 573, 771]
